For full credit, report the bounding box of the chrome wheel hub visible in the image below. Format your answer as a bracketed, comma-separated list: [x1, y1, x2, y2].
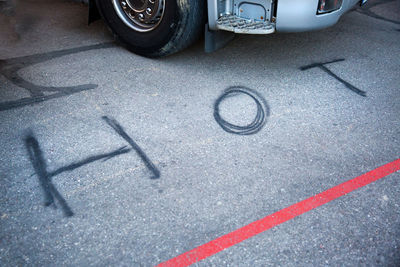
[112, 0, 165, 32]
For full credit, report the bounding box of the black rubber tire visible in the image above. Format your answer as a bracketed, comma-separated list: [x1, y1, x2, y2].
[95, 0, 205, 57]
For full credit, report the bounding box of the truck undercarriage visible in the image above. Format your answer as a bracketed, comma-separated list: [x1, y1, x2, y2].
[89, 0, 366, 57]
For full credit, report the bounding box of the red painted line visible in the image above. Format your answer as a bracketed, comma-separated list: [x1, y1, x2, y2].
[157, 158, 400, 267]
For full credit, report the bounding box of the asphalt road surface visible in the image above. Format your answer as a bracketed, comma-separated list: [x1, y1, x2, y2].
[1, 0, 399, 266]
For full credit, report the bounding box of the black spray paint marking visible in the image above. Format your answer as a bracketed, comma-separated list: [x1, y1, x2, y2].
[48, 146, 131, 177]
[24, 133, 74, 217]
[0, 42, 115, 112]
[300, 59, 367, 97]
[356, 0, 400, 26]
[24, 131, 130, 217]
[102, 116, 160, 179]
[214, 86, 269, 135]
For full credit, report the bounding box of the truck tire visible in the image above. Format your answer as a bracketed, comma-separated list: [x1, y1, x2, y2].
[95, 0, 205, 57]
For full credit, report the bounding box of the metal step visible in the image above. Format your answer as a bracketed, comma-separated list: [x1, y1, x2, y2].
[216, 14, 275, 34]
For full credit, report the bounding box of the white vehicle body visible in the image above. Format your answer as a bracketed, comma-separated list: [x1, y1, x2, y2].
[208, 0, 364, 34]
[275, 0, 362, 32]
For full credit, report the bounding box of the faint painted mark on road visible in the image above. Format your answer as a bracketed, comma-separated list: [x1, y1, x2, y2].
[300, 59, 367, 97]
[356, 0, 400, 26]
[0, 42, 115, 112]
[102, 116, 161, 179]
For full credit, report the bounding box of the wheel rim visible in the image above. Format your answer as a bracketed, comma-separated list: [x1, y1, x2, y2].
[112, 0, 165, 32]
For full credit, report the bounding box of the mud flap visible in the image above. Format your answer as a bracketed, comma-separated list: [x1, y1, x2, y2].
[204, 23, 235, 53]
[88, 0, 101, 25]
